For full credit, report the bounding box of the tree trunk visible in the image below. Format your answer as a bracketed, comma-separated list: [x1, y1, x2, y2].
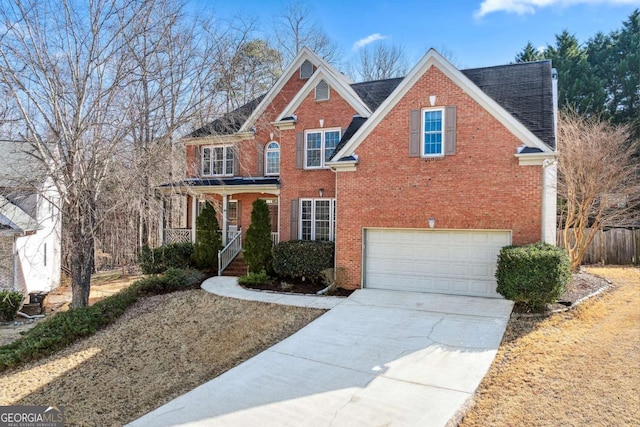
[70, 235, 94, 307]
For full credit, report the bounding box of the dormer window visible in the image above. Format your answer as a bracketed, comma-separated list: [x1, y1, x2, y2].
[265, 141, 280, 175]
[315, 80, 329, 101]
[300, 59, 313, 79]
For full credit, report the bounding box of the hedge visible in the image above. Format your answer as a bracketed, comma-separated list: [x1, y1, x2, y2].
[495, 242, 571, 311]
[0, 291, 23, 322]
[272, 240, 334, 283]
[137, 242, 194, 274]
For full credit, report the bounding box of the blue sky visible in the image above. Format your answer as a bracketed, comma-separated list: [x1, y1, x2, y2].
[194, 0, 639, 69]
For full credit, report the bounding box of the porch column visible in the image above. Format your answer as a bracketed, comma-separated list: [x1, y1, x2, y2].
[222, 194, 228, 246]
[191, 196, 197, 243]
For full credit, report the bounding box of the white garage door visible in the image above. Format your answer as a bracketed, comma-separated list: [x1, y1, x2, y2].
[364, 229, 511, 298]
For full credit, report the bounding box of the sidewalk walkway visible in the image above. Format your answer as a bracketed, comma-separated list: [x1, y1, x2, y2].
[201, 276, 345, 310]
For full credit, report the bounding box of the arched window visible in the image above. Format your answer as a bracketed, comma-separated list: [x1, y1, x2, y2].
[265, 141, 280, 175]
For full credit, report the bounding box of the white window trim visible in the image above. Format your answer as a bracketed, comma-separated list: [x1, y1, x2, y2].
[299, 198, 336, 241]
[421, 107, 445, 158]
[304, 128, 341, 170]
[201, 145, 234, 177]
[265, 141, 280, 176]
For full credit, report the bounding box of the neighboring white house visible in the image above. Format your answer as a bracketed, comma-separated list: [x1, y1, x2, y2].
[0, 141, 61, 294]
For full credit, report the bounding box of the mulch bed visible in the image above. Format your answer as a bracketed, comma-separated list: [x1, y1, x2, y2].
[242, 278, 355, 297]
[243, 269, 609, 307]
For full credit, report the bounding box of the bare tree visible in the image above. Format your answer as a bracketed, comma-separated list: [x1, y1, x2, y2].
[352, 42, 408, 82]
[0, 0, 222, 306]
[557, 110, 640, 270]
[272, 0, 339, 66]
[117, 0, 222, 248]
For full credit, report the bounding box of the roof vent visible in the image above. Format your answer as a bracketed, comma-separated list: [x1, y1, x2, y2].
[315, 80, 329, 101]
[300, 60, 313, 79]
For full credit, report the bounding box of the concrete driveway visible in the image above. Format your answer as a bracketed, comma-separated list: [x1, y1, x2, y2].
[128, 289, 513, 427]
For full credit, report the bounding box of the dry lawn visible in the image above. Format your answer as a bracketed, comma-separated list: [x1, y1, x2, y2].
[0, 290, 324, 426]
[460, 267, 640, 426]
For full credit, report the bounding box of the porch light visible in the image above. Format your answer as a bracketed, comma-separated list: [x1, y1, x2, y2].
[428, 217, 436, 228]
[429, 95, 436, 106]
[319, 119, 324, 128]
[319, 188, 324, 197]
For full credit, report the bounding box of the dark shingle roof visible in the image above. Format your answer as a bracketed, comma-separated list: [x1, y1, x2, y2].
[331, 115, 367, 160]
[350, 78, 403, 112]
[462, 60, 555, 149]
[188, 95, 266, 138]
[187, 60, 556, 151]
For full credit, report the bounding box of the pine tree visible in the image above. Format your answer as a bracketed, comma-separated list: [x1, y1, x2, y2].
[514, 42, 543, 63]
[192, 202, 222, 270]
[244, 199, 273, 273]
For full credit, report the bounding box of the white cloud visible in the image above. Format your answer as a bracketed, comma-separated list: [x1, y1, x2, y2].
[474, 0, 640, 18]
[352, 33, 387, 50]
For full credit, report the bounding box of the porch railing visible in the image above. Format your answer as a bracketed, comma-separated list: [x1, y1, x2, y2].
[271, 232, 279, 245]
[218, 231, 242, 276]
[164, 228, 192, 245]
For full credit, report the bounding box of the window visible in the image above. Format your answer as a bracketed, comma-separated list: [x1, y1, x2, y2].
[305, 129, 340, 169]
[422, 108, 444, 157]
[265, 141, 280, 175]
[315, 80, 329, 101]
[300, 199, 336, 241]
[202, 145, 234, 176]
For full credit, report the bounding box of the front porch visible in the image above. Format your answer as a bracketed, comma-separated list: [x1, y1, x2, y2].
[157, 177, 280, 274]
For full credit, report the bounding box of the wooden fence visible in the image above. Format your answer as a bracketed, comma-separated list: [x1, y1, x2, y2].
[557, 228, 640, 265]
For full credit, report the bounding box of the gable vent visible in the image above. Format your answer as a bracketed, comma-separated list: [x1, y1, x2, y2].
[300, 60, 313, 79]
[315, 80, 329, 101]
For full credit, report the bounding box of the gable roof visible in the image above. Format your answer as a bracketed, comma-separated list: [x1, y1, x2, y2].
[238, 47, 352, 134]
[276, 67, 371, 121]
[331, 49, 555, 162]
[188, 49, 556, 158]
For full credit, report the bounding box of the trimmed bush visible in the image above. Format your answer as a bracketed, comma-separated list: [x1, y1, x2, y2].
[238, 270, 272, 286]
[244, 199, 273, 273]
[134, 268, 204, 295]
[192, 202, 222, 270]
[0, 291, 23, 322]
[496, 242, 571, 311]
[137, 242, 194, 274]
[272, 240, 335, 283]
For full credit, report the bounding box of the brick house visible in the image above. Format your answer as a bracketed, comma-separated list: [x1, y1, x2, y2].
[159, 48, 558, 298]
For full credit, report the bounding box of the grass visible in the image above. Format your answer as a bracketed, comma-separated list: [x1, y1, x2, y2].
[0, 290, 324, 426]
[460, 266, 640, 426]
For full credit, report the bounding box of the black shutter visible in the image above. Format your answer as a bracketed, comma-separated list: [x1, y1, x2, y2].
[290, 199, 299, 240]
[295, 132, 304, 169]
[444, 106, 457, 155]
[256, 142, 264, 176]
[409, 109, 420, 157]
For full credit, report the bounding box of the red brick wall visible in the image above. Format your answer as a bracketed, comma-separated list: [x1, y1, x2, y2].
[278, 87, 358, 241]
[335, 66, 543, 288]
